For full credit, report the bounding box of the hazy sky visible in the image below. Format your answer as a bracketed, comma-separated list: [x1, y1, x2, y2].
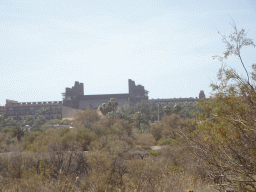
[1, 0, 256, 105]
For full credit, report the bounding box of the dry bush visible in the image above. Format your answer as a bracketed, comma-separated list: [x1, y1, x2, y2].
[0, 145, 212, 192]
[0, 132, 16, 152]
[0, 148, 89, 191]
[151, 114, 185, 142]
[135, 133, 156, 148]
[73, 107, 100, 130]
[0, 108, 213, 192]
[83, 150, 128, 192]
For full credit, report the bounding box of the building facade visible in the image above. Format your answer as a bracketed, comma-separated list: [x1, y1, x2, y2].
[151, 97, 199, 105]
[0, 106, 4, 116]
[63, 79, 149, 109]
[151, 90, 205, 105]
[0, 80, 206, 120]
[2, 99, 62, 120]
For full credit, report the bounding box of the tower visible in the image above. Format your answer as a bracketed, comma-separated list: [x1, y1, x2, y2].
[128, 79, 148, 103]
[63, 81, 84, 108]
[199, 90, 205, 99]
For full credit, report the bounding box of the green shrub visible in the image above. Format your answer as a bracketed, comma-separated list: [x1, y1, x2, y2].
[158, 138, 178, 146]
[148, 150, 158, 156]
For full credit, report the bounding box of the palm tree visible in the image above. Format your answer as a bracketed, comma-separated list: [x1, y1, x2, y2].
[99, 103, 110, 116]
[108, 98, 118, 113]
[163, 105, 172, 116]
[22, 115, 34, 126]
[36, 107, 50, 116]
[181, 101, 191, 119]
[36, 107, 51, 120]
[173, 103, 181, 114]
[132, 111, 148, 129]
[11, 125, 24, 142]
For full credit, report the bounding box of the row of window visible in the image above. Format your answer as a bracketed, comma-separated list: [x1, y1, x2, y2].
[8, 106, 61, 111]
[10, 115, 61, 120]
[156, 101, 195, 105]
[8, 111, 61, 115]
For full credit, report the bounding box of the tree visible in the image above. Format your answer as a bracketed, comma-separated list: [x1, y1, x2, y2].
[117, 100, 165, 122]
[99, 103, 110, 116]
[131, 112, 148, 130]
[173, 103, 181, 114]
[11, 125, 25, 142]
[36, 107, 50, 116]
[0, 115, 10, 128]
[108, 98, 118, 113]
[22, 115, 34, 126]
[182, 24, 256, 192]
[163, 105, 172, 116]
[33, 116, 46, 131]
[98, 98, 119, 116]
[8, 118, 18, 127]
[73, 106, 99, 130]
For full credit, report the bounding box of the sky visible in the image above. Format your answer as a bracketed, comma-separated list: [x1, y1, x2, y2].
[1, 0, 256, 105]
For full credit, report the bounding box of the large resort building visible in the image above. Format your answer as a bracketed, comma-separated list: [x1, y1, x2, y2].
[0, 79, 205, 120]
[62, 79, 149, 109]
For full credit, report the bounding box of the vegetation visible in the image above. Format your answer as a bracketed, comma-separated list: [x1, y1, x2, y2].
[0, 25, 255, 192]
[181, 24, 256, 191]
[0, 106, 211, 191]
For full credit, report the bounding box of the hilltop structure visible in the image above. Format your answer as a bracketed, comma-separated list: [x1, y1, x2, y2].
[0, 79, 205, 120]
[62, 79, 149, 109]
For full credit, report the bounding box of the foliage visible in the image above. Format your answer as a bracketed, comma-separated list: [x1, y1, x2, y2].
[22, 115, 34, 126]
[10, 125, 25, 142]
[158, 138, 178, 146]
[182, 24, 256, 191]
[118, 100, 201, 123]
[108, 98, 118, 112]
[0, 115, 10, 129]
[131, 111, 149, 129]
[173, 103, 181, 114]
[32, 115, 46, 131]
[117, 100, 164, 122]
[36, 107, 50, 116]
[148, 150, 158, 156]
[44, 118, 71, 125]
[73, 106, 100, 130]
[99, 103, 110, 116]
[99, 98, 119, 116]
[0, 102, 213, 192]
[151, 114, 185, 142]
[163, 105, 172, 115]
